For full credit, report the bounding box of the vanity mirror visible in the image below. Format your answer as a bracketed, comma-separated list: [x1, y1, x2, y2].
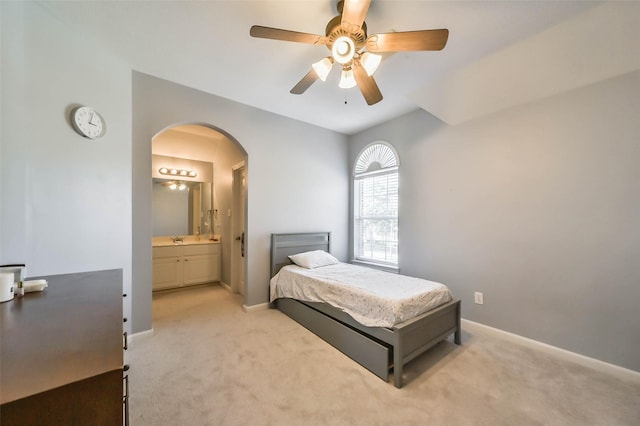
[152, 155, 214, 238]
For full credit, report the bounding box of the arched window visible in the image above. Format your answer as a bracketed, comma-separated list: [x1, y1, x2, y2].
[353, 142, 399, 267]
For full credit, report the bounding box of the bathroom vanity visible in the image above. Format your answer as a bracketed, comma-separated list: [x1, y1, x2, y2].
[151, 154, 220, 291]
[152, 239, 221, 291]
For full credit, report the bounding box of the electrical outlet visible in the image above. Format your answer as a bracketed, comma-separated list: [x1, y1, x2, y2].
[474, 292, 484, 305]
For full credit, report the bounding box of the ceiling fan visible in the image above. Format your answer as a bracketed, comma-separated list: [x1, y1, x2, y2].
[250, 0, 449, 105]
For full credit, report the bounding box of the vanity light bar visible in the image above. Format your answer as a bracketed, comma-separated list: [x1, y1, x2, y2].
[159, 167, 197, 178]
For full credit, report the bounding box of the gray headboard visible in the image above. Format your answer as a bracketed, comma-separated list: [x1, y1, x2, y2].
[270, 232, 331, 278]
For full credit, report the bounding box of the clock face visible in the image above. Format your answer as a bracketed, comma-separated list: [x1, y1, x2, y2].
[71, 106, 105, 139]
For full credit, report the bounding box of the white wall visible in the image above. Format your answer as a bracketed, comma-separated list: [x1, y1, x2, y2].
[132, 72, 349, 332]
[349, 71, 640, 372]
[1, 2, 133, 328]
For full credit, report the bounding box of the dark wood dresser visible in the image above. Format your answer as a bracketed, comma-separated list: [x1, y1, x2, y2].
[0, 269, 128, 425]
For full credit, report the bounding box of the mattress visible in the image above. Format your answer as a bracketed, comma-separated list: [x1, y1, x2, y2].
[270, 263, 453, 328]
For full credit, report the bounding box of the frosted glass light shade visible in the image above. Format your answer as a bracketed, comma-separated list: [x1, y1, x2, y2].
[360, 52, 382, 76]
[312, 58, 333, 81]
[332, 36, 355, 65]
[339, 69, 357, 89]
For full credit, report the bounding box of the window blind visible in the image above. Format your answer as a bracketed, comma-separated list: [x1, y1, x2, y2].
[354, 170, 398, 264]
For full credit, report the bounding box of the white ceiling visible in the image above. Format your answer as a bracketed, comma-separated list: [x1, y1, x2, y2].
[39, 1, 638, 135]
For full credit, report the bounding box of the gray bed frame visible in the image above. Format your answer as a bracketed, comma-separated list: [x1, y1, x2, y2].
[270, 232, 461, 388]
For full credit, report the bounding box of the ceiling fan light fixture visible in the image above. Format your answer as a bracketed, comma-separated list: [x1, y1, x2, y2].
[360, 52, 381, 76]
[312, 57, 333, 82]
[249, 2, 449, 105]
[339, 67, 357, 89]
[332, 36, 355, 65]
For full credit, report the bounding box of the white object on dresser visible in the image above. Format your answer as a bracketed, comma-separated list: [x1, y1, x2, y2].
[0, 273, 14, 302]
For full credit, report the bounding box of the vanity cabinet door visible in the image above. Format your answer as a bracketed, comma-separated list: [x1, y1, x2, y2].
[183, 254, 215, 285]
[152, 246, 183, 290]
[183, 244, 220, 285]
[152, 256, 182, 290]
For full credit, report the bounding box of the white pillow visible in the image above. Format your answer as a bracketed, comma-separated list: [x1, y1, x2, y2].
[288, 250, 340, 269]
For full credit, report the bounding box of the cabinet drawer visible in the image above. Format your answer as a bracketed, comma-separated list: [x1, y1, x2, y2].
[153, 246, 182, 258]
[183, 244, 220, 256]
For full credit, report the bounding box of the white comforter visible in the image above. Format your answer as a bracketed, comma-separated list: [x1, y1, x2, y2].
[270, 263, 453, 328]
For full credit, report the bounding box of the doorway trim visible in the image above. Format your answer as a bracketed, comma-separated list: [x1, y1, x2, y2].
[148, 122, 248, 320]
[231, 161, 247, 297]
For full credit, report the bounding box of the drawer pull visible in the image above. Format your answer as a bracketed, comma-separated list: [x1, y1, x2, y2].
[123, 331, 128, 350]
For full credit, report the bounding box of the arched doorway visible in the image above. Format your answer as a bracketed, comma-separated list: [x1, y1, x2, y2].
[151, 123, 247, 302]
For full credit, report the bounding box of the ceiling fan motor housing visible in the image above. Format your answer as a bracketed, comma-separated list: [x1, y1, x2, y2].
[325, 15, 367, 53]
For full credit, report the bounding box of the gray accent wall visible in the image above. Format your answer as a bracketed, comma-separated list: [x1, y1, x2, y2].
[349, 71, 640, 372]
[133, 72, 349, 332]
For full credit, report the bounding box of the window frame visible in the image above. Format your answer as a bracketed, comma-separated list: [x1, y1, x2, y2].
[352, 142, 400, 270]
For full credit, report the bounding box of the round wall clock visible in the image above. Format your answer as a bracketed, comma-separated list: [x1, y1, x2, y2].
[70, 106, 106, 139]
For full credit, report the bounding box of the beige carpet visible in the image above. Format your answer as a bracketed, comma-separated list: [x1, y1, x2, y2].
[128, 285, 640, 425]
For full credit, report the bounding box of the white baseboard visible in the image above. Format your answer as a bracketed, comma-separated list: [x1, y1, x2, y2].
[220, 281, 231, 292]
[242, 302, 270, 313]
[462, 319, 640, 383]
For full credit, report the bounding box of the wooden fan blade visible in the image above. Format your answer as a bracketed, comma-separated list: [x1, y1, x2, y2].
[290, 69, 319, 95]
[250, 25, 328, 45]
[366, 29, 449, 52]
[341, 0, 371, 33]
[353, 60, 383, 105]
